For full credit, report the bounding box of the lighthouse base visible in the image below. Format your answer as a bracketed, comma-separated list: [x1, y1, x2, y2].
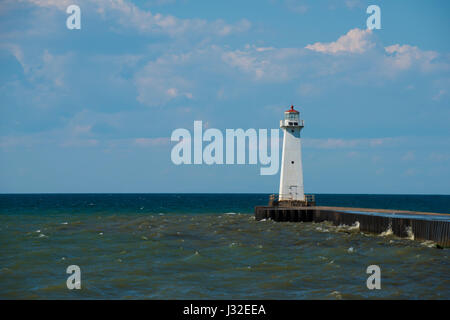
[270, 200, 316, 207]
[268, 194, 316, 207]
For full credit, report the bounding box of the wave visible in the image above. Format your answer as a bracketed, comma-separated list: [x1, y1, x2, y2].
[406, 226, 415, 240]
[379, 223, 393, 237]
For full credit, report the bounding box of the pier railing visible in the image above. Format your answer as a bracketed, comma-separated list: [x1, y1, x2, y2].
[269, 194, 315, 207]
[305, 194, 315, 203]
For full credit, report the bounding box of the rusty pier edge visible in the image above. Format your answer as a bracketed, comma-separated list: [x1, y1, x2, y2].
[254, 206, 450, 248]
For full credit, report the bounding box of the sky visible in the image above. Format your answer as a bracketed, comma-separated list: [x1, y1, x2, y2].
[0, 0, 449, 194]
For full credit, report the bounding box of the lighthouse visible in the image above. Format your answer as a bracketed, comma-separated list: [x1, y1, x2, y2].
[279, 105, 305, 202]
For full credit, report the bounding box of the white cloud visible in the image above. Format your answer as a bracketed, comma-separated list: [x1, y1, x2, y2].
[306, 28, 374, 54]
[21, 0, 72, 10]
[132, 30, 449, 101]
[222, 50, 266, 80]
[254, 46, 275, 52]
[19, 0, 250, 37]
[36, 50, 68, 87]
[383, 44, 440, 73]
[220, 33, 444, 85]
[344, 0, 363, 9]
[166, 88, 178, 97]
[3, 45, 70, 88]
[2, 44, 28, 73]
[1, 45, 73, 109]
[134, 52, 196, 106]
[222, 46, 303, 82]
[214, 19, 251, 36]
[303, 137, 395, 149]
[100, 0, 198, 36]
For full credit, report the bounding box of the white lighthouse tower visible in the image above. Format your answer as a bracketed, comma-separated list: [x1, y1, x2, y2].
[279, 105, 305, 202]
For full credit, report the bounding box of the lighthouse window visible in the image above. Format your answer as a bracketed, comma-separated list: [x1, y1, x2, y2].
[291, 161, 294, 164]
[288, 122, 293, 125]
[294, 122, 298, 125]
[285, 113, 298, 121]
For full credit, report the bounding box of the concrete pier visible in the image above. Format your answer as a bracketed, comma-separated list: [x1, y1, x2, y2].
[255, 206, 450, 247]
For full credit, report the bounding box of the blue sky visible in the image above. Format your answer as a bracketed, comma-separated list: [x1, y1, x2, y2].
[0, 0, 449, 194]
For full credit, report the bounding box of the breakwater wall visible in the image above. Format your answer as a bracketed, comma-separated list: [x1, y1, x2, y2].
[254, 206, 450, 247]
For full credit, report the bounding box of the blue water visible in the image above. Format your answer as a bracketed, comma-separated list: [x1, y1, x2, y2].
[0, 194, 449, 299]
[1, 193, 449, 215]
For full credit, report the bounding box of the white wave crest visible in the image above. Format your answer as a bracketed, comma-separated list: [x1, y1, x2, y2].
[348, 221, 360, 231]
[406, 226, 415, 240]
[420, 240, 435, 248]
[379, 223, 393, 237]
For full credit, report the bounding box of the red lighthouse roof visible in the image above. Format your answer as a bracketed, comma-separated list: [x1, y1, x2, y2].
[285, 105, 299, 113]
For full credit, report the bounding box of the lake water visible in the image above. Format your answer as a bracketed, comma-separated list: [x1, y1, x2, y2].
[0, 194, 449, 299]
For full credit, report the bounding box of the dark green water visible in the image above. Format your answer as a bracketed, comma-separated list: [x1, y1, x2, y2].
[0, 194, 449, 299]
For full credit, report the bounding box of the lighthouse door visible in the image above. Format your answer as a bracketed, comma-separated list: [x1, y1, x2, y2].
[288, 186, 297, 200]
